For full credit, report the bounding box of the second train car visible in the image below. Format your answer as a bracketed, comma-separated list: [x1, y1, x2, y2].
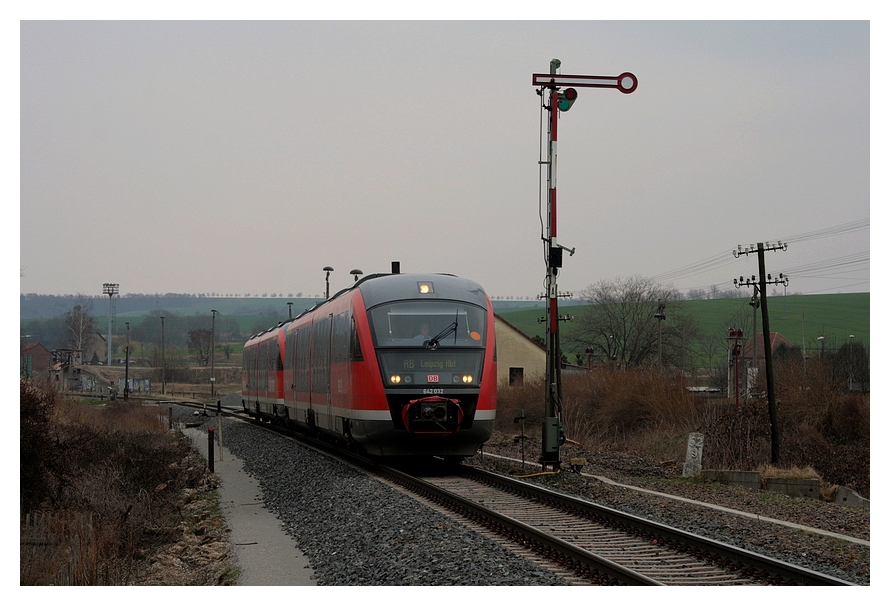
[241, 272, 497, 459]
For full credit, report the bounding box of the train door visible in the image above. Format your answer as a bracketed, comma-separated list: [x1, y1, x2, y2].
[284, 329, 297, 418]
[309, 314, 333, 431]
[330, 309, 354, 438]
[324, 312, 334, 430]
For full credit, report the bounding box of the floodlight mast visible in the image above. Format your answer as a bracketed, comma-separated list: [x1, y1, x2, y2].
[533, 61, 637, 470]
[103, 283, 119, 367]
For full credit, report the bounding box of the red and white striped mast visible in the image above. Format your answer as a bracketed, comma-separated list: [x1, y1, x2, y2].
[533, 59, 637, 469]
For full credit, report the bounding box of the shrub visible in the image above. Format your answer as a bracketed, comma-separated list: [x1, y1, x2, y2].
[495, 362, 869, 497]
[20, 383, 214, 585]
[497, 367, 698, 457]
[21, 379, 62, 511]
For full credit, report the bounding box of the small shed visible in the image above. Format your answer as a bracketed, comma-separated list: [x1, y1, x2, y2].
[21, 342, 53, 377]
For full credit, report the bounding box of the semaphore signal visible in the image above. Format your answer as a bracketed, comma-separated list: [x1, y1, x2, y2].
[533, 59, 637, 470]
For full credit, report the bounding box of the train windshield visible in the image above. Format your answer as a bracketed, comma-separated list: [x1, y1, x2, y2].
[368, 301, 486, 348]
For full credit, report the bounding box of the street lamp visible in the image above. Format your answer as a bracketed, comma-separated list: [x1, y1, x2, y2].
[727, 328, 745, 406]
[124, 321, 130, 400]
[350, 268, 363, 282]
[817, 335, 825, 360]
[211, 310, 218, 398]
[653, 300, 666, 368]
[160, 315, 166, 396]
[323, 266, 334, 299]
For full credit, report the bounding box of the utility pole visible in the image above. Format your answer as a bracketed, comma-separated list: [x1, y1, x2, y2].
[733, 242, 788, 464]
[160, 314, 166, 396]
[124, 321, 130, 400]
[211, 309, 217, 398]
[533, 60, 637, 469]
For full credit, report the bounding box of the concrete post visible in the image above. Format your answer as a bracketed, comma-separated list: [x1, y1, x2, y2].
[208, 428, 215, 473]
[682, 432, 704, 477]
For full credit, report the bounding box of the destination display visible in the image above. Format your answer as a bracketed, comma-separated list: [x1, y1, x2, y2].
[378, 350, 484, 387]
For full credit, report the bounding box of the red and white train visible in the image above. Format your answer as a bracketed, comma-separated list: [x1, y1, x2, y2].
[241, 271, 497, 460]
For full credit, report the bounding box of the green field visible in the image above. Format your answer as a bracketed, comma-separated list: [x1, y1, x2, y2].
[496, 293, 869, 358]
[113, 297, 325, 319]
[32, 292, 867, 358]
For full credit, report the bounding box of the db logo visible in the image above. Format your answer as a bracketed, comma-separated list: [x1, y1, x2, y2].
[427, 374, 440, 383]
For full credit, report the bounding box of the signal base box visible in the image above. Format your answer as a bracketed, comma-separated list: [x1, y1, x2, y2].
[541, 417, 560, 453]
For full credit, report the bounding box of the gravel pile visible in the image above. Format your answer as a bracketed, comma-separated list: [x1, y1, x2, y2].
[181, 410, 868, 586]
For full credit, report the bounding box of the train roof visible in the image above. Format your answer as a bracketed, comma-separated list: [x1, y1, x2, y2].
[245, 273, 490, 345]
[355, 272, 490, 309]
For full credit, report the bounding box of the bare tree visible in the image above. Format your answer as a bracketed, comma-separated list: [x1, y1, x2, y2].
[570, 276, 699, 368]
[63, 294, 96, 355]
[187, 328, 213, 366]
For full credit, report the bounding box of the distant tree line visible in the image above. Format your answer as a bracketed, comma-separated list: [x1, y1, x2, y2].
[20, 293, 306, 320]
[21, 306, 281, 367]
[23, 284, 750, 320]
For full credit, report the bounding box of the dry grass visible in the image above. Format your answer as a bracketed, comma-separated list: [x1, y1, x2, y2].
[757, 464, 821, 480]
[496, 363, 869, 497]
[498, 368, 699, 460]
[20, 378, 233, 585]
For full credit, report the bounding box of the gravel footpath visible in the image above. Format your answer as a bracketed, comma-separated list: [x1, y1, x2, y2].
[181, 409, 568, 586]
[180, 409, 869, 586]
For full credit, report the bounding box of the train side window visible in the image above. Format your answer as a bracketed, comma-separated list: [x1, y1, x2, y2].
[350, 317, 363, 361]
[311, 317, 332, 393]
[332, 311, 350, 364]
[285, 331, 296, 368]
[296, 328, 310, 392]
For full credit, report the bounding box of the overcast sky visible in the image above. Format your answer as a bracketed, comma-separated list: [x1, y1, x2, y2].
[19, 19, 871, 300]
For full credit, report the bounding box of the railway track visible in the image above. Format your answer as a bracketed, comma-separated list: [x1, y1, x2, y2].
[173, 400, 856, 586]
[372, 464, 855, 586]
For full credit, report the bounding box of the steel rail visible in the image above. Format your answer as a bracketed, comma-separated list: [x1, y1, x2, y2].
[373, 463, 662, 585]
[460, 466, 855, 586]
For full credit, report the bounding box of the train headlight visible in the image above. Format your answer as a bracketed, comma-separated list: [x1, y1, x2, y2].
[462, 375, 473, 383]
[420, 402, 448, 421]
[390, 375, 401, 384]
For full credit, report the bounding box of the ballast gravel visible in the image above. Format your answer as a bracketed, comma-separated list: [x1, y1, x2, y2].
[182, 411, 568, 586]
[181, 409, 868, 586]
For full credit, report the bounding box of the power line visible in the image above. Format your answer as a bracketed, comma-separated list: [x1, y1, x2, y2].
[780, 218, 869, 244]
[648, 219, 869, 290]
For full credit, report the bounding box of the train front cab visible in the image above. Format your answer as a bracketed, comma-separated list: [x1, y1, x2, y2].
[348, 276, 497, 458]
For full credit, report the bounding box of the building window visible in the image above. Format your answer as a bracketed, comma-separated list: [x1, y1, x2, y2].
[509, 367, 524, 386]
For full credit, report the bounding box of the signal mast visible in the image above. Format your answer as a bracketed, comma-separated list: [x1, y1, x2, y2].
[533, 60, 637, 469]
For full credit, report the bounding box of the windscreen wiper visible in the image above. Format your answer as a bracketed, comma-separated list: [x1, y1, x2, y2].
[425, 311, 459, 350]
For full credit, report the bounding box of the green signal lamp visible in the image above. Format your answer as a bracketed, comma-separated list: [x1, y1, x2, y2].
[557, 88, 578, 111]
